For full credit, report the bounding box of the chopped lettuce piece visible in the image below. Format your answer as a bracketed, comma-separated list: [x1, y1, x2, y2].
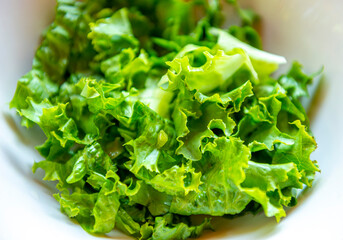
[11, 0, 319, 239]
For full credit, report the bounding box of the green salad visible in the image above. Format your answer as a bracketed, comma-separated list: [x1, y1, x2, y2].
[10, 0, 320, 239]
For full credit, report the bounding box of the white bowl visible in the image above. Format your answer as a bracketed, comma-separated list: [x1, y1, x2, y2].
[1, 0, 343, 239]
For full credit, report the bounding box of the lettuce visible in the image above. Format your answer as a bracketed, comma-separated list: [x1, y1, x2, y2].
[11, 0, 320, 239]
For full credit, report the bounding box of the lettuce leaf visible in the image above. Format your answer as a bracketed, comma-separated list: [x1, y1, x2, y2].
[10, 0, 320, 239]
[210, 27, 287, 77]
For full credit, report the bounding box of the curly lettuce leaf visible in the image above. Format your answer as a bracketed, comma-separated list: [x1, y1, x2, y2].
[241, 161, 302, 221]
[89, 8, 139, 60]
[148, 214, 211, 240]
[162, 48, 258, 94]
[10, 1, 320, 239]
[170, 137, 252, 216]
[210, 27, 286, 77]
